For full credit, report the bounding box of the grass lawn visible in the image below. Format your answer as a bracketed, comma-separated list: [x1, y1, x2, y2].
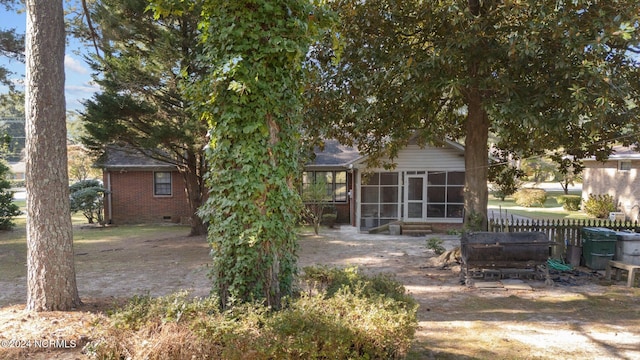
[488, 189, 593, 220]
[0, 205, 193, 279]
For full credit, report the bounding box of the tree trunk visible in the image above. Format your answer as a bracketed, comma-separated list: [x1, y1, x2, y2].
[25, 0, 80, 311]
[181, 151, 207, 236]
[464, 88, 490, 231]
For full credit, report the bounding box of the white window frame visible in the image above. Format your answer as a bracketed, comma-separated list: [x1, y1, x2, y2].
[619, 160, 632, 172]
[153, 171, 173, 196]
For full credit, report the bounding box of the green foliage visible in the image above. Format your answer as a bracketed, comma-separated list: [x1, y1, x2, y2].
[77, 0, 209, 235]
[305, 0, 640, 229]
[9, 179, 25, 188]
[426, 237, 446, 255]
[557, 195, 582, 211]
[68, 144, 101, 182]
[521, 158, 557, 183]
[447, 228, 462, 236]
[513, 188, 548, 207]
[0, 8, 24, 90]
[0, 92, 26, 162]
[0, 161, 20, 230]
[488, 156, 525, 201]
[300, 266, 416, 306]
[69, 179, 108, 224]
[302, 175, 329, 234]
[321, 213, 337, 228]
[86, 270, 418, 359]
[549, 153, 584, 195]
[464, 211, 486, 233]
[583, 194, 617, 219]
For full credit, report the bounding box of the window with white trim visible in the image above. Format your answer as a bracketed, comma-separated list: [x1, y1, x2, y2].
[302, 171, 348, 203]
[426, 171, 464, 218]
[154, 171, 172, 196]
[619, 160, 632, 172]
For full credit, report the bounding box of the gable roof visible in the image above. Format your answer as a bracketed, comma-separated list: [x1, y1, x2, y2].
[307, 138, 465, 170]
[97, 146, 176, 170]
[305, 139, 362, 169]
[584, 145, 640, 161]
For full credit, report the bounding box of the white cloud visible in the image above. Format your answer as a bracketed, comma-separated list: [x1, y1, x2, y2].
[66, 83, 100, 94]
[64, 55, 88, 75]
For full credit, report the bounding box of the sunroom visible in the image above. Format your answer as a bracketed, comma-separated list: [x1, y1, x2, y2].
[353, 142, 466, 231]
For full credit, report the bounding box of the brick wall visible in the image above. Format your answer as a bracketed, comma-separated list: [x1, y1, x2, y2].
[583, 160, 640, 219]
[103, 170, 192, 224]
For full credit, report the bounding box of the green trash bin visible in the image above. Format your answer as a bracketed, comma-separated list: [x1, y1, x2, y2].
[581, 227, 616, 270]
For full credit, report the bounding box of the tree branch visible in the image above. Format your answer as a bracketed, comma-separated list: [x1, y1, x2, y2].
[468, 0, 481, 16]
[81, 0, 102, 59]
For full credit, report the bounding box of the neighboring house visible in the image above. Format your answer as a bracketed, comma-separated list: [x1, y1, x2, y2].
[582, 145, 640, 220]
[101, 139, 466, 231]
[306, 139, 466, 231]
[8, 161, 25, 181]
[98, 147, 191, 225]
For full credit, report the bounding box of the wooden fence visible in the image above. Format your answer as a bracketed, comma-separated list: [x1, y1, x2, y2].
[488, 217, 640, 257]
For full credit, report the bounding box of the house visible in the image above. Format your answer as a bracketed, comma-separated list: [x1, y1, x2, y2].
[306, 139, 465, 231]
[98, 147, 191, 225]
[8, 161, 25, 181]
[100, 140, 466, 231]
[582, 145, 640, 220]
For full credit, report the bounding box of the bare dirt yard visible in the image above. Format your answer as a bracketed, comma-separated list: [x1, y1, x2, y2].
[1, 224, 639, 359]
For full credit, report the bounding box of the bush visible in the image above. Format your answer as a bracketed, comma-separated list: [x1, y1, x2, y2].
[583, 194, 617, 219]
[321, 213, 337, 228]
[0, 161, 21, 230]
[512, 188, 547, 207]
[426, 237, 446, 255]
[9, 179, 25, 188]
[556, 195, 582, 211]
[69, 179, 108, 224]
[85, 268, 418, 360]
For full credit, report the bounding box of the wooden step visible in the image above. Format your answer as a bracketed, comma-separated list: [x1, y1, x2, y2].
[402, 223, 433, 230]
[402, 228, 433, 236]
[401, 222, 432, 236]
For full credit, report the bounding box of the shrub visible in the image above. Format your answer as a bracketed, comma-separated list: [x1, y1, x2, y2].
[583, 194, 617, 219]
[447, 228, 462, 235]
[321, 213, 337, 228]
[0, 161, 21, 230]
[512, 188, 547, 207]
[69, 179, 108, 224]
[488, 161, 525, 201]
[86, 269, 418, 360]
[556, 195, 582, 211]
[9, 179, 25, 188]
[426, 237, 446, 255]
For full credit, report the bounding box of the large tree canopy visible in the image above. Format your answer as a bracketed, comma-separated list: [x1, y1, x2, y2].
[306, 0, 640, 229]
[78, 0, 209, 235]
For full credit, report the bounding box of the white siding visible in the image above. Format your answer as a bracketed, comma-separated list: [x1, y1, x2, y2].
[354, 144, 464, 172]
[582, 159, 640, 219]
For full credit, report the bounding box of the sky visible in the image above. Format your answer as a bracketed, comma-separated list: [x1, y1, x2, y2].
[0, 5, 99, 113]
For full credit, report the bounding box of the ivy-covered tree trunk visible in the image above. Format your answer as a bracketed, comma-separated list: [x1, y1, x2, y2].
[196, 0, 319, 309]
